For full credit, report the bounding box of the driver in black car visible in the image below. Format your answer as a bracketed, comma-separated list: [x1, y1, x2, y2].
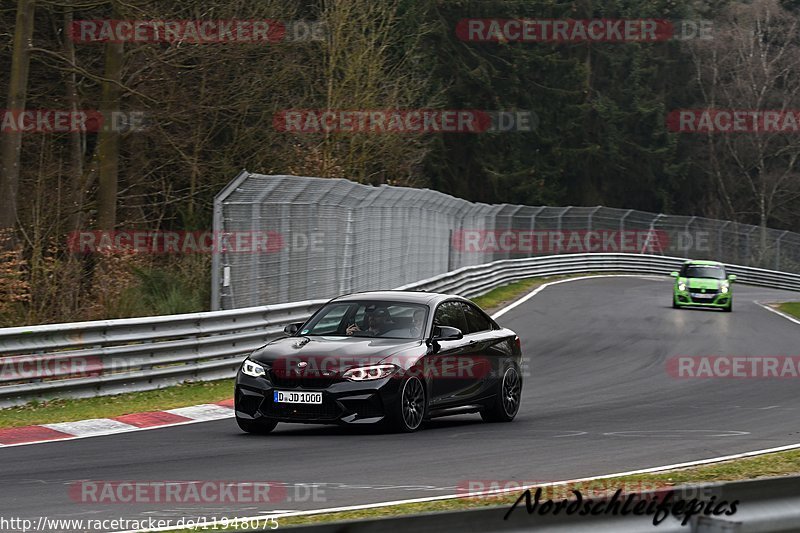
[346, 307, 392, 337]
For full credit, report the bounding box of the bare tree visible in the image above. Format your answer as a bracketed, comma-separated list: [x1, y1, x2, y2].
[689, 0, 800, 251]
[316, 0, 435, 185]
[0, 0, 36, 234]
[62, 7, 86, 232]
[95, 32, 124, 229]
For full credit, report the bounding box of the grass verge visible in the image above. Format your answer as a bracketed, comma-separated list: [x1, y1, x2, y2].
[776, 302, 800, 320]
[0, 379, 234, 429]
[470, 277, 555, 313]
[471, 272, 634, 314]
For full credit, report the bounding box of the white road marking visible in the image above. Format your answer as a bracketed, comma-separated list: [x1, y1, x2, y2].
[602, 430, 750, 438]
[165, 404, 235, 421]
[42, 418, 138, 437]
[756, 301, 800, 327]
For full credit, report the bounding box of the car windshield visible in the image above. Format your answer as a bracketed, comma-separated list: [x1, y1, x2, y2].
[684, 265, 726, 279]
[300, 301, 429, 339]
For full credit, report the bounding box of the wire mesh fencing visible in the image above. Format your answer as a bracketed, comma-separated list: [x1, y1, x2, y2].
[212, 172, 800, 309]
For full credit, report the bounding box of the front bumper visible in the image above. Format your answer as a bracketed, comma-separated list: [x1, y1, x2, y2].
[235, 372, 403, 425]
[674, 289, 731, 308]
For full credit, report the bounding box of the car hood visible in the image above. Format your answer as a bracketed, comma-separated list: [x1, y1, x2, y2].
[685, 278, 722, 290]
[249, 336, 424, 367]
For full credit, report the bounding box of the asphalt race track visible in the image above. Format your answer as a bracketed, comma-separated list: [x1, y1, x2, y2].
[2, 276, 800, 531]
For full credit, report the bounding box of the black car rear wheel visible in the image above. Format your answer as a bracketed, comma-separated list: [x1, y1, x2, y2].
[236, 416, 278, 434]
[482, 366, 521, 423]
[390, 376, 426, 432]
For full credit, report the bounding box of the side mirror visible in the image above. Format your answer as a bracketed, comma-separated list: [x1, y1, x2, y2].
[283, 322, 304, 336]
[670, 272, 679, 278]
[432, 326, 463, 341]
[728, 274, 737, 281]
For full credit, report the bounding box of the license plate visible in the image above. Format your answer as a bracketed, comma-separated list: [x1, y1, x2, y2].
[274, 391, 322, 404]
[691, 293, 713, 299]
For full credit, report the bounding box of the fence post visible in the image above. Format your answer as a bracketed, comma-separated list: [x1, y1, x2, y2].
[718, 221, 729, 262]
[558, 206, 571, 233]
[587, 206, 601, 231]
[620, 209, 633, 234]
[647, 214, 664, 255]
[340, 208, 355, 295]
[777, 230, 788, 271]
[211, 199, 223, 311]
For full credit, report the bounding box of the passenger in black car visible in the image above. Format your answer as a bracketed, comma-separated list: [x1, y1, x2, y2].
[409, 309, 426, 338]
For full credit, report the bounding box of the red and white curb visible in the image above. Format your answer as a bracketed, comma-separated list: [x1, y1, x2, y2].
[0, 399, 234, 448]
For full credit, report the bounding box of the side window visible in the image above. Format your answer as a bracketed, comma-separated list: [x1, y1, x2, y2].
[306, 303, 352, 334]
[433, 301, 468, 333]
[461, 302, 492, 334]
[315, 304, 350, 332]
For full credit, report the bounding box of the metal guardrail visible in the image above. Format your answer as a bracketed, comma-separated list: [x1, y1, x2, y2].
[273, 475, 800, 532]
[1, 253, 799, 407]
[397, 253, 800, 295]
[0, 300, 326, 407]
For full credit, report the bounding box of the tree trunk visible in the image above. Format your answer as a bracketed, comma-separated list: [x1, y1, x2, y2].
[0, 0, 36, 233]
[64, 8, 85, 233]
[95, 38, 124, 230]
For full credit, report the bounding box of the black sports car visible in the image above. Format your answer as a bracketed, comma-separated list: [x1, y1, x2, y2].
[234, 291, 523, 433]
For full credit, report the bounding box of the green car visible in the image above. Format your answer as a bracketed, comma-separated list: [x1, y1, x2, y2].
[670, 260, 736, 312]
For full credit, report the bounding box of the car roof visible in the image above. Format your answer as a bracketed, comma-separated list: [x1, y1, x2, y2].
[683, 260, 724, 266]
[331, 290, 458, 306]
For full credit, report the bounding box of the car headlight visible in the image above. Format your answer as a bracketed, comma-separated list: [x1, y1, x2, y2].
[342, 364, 399, 381]
[678, 282, 686, 291]
[721, 283, 729, 293]
[241, 359, 266, 378]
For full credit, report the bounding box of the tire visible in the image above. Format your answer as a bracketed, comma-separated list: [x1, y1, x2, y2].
[481, 365, 522, 423]
[724, 301, 733, 312]
[389, 375, 426, 433]
[672, 295, 680, 309]
[236, 416, 278, 434]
